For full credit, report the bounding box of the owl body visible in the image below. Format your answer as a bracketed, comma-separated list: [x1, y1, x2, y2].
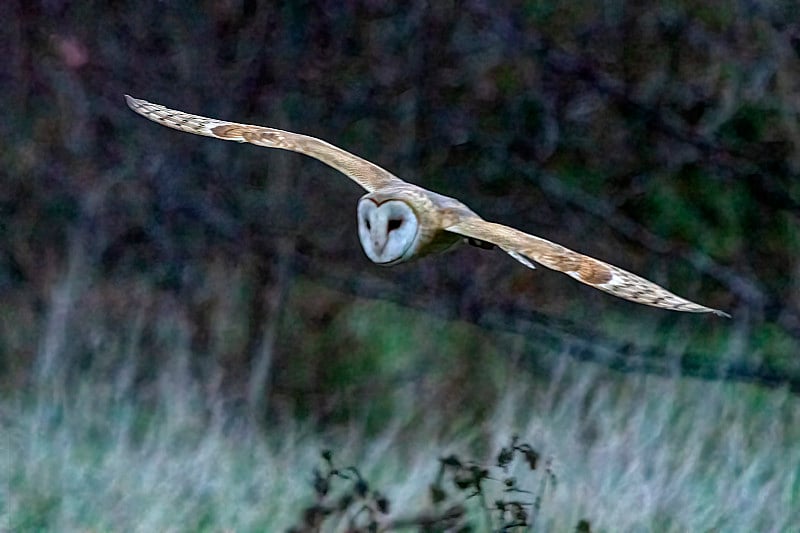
[125, 95, 729, 317]
[357, 185, 468, 264]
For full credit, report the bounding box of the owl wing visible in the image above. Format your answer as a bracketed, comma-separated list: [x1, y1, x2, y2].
[125, 95, 402, 192]
[446, 216, 729, 316]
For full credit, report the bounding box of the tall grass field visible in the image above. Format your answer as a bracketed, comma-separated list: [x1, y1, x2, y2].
[1, 266, 797, 531]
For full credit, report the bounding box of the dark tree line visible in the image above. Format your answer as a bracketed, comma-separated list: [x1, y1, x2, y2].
[1, 1, 798, 408]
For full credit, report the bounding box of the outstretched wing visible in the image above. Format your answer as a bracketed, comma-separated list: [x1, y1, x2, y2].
[446, 216, 729, 316]
[124, 95, 402, 192]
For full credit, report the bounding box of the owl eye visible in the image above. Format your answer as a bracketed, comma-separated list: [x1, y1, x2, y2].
[387, 219, 403, 231]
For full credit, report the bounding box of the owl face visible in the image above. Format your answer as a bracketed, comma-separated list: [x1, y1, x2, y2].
[357, 197, 420, 265]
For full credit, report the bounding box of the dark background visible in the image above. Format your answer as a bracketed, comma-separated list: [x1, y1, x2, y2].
[2, 0, 799, 420]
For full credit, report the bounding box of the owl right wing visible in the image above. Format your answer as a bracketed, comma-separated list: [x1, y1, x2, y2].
[446, 216, 730, 316]
[125, 95, 402, 192]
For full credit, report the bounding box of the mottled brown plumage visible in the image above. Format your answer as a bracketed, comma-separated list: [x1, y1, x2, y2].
[125, 95, 729, 316]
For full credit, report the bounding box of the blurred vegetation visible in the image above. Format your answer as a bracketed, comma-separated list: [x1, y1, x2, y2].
[3, 316, 797, 530]
[1, 0, 799, 463]
[286, 440, 561, 531]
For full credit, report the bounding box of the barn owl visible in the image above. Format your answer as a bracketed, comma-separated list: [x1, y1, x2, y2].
[125, 95, 729, 316]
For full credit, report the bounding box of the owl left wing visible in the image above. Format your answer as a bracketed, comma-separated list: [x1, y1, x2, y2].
[125, 95, 402, 192]
[446, 216, 729, 316]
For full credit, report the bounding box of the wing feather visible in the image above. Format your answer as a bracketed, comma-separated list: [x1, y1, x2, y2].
[446, 216, 729, 316]
[124, 95, 401, 192]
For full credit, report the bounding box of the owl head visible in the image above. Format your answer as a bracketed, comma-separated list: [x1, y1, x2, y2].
[356, 193, 420, 265]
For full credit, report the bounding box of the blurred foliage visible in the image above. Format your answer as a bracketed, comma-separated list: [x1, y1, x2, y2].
[287, 440, 564, 531]
[1, 0, 799, 419]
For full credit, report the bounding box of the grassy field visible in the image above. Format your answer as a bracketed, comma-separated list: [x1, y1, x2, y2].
[1, 287, 797, 531]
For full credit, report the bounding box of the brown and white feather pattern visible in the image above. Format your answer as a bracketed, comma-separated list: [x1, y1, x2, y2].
[446, 217, 729, 316]
[126, 95, 728, 317]
[124, 95, 399, 192]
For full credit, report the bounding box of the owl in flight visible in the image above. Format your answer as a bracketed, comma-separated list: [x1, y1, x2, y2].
[125, 95, 728, 317]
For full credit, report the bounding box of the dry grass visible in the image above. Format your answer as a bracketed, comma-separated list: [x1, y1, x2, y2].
[1, 252, 796, 531]
[2, 336, 797, 531]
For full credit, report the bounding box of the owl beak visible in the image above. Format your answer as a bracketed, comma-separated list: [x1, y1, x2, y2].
[372, 233, 387, 254]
